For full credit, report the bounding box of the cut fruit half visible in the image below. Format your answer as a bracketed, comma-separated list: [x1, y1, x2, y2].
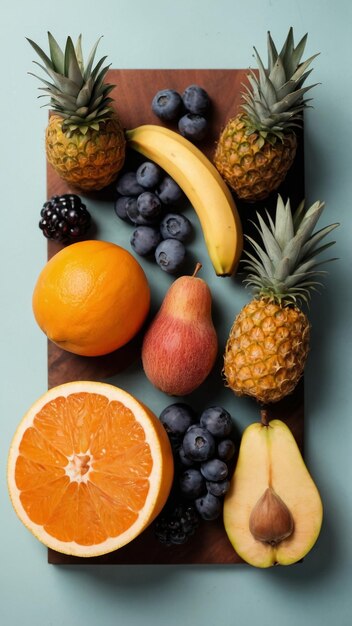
[7, 381, 174, 557]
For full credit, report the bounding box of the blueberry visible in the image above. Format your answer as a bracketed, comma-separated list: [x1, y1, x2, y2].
[182, 84, 210, 115]
[206, 480, 230, 497]
[182, 426, 215, 462]
[130, 226, 162, 257]
[114, 196, 135, 222]
[156, 176, 184, 205]
[217, 439, 236, 461]
[200, 458, 228, 482]
[178, 114, 208, 142]
[116, 171, 144, 196]
[137, 191, 162, 221]
[136, 161, 162, 189]
[155, 239, 186, 273]
[178, 446, 195, 468]
[125, 198, 150, 225]
[195, 492, 222, 521]
[159, 403, 196, 438]
[152, 89, 183, 121]
[160, 213, 192, 242]
[200, 407, 233, 438]
[179, 469, 205, 499]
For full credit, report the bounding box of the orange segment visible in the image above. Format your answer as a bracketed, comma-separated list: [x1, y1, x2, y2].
[7, 381, 174, 557]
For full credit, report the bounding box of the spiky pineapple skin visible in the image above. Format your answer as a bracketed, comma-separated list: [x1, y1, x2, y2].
[45, 114, 126, 191]
[214, 114, 297, 202]
[224, 299, 310, 404]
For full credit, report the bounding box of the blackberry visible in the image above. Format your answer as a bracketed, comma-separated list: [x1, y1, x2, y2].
[154, 502, 199, 546]
[39, 194, 91, 242]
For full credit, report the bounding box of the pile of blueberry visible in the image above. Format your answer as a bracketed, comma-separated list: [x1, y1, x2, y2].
[39, 194, 92, 243]
[154, 403, 237, 546]
[152, 84, 211, 142]
[114, 161, 193, 274]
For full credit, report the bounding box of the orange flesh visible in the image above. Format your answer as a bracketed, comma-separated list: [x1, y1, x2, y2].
[15, 393, 153, 546]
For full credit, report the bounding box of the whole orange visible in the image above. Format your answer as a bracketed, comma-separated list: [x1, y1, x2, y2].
[32, 240, 151, 356]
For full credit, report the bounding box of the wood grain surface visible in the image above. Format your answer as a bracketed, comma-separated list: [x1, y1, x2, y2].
[46, 69, 305, 565]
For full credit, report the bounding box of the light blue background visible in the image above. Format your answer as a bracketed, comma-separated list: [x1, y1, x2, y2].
[1, 1, 351, 625]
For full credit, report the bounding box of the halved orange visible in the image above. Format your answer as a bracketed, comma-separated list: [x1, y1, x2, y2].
[7, 381, 174, 557]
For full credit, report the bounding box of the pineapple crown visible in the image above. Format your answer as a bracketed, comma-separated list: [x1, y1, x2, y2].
[244, 195, 339, 306]
[27, 32, 115, 136]
[241, 27, 319, 144]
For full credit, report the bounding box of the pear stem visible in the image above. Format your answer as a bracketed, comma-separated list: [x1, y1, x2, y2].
[261, 409, 270, 426]
[192, 262, 202, 277]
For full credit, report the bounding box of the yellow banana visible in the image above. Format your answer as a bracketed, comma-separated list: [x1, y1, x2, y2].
[125, 124, 243, 276]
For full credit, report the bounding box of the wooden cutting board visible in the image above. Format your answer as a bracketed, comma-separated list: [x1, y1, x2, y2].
[46, 69, 305, 564]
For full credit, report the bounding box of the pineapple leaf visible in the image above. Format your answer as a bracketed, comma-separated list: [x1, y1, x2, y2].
[291, 32, 308, 70]
[299, 223, 339, 260]
[291, 54, 319, 84]
[90, 56, 108, 82]
[271, 86, 315, 114]
[92, 63, 111, 92]
[285, 272, 329, 290]
[75, 34, 84, 73]
[273, 256, 291, 281]
[85, 109, 99, 121]
[245, 235, 275, 276]
[76, 77, 93, 108]
[31, 61, 80, 97]
[296, 200, 325, 241]
[88, 93, 104, 111]
[255, 213, 283, 263]
[27, 37, 54, 70]
[64, 36, 84, 86]
[269, 56, 287, 90]
[253, 48, 278, 106]
[243, 251, 271, 278]
[47, 32, 65, 74]
[292, 199, 307, 230]
[267, 31, 279, 70]
[75, 106, 89, 117]
[279, 27, 294, 68]
[274, 196, 294, 248]
[36, 85, 77, 107]
[84, 36, 103, 81]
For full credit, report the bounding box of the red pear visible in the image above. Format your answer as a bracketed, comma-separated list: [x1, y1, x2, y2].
[142, 264, 218, 395]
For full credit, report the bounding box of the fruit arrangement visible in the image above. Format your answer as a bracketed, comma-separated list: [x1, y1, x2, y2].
[114, 161, 193, 273]
[7, 31, 340, 567]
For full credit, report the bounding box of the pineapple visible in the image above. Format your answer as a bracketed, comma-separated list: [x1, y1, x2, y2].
[214, 28, 318, 202]
[224, 195, 338, 404]
[27, 33, 125, 190]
